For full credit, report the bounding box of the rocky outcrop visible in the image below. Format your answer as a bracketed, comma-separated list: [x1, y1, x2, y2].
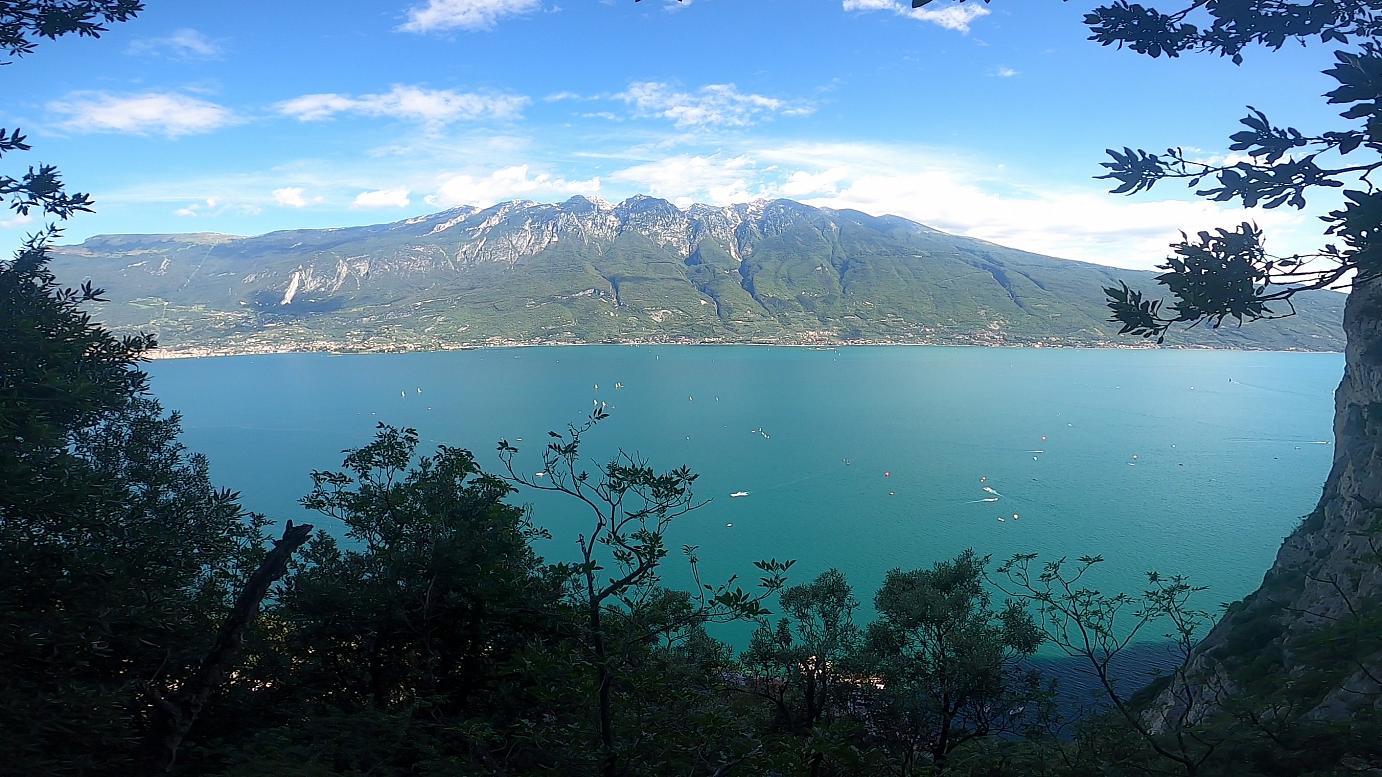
[1148, 275, 1382, 728]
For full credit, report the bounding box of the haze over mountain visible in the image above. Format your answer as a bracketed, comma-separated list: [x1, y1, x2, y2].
[49, 196, 1345, 354]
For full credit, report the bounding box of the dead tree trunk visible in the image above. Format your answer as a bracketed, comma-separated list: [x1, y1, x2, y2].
[142, 520, 314, 775]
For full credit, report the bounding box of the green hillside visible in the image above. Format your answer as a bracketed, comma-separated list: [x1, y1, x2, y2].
[48, 197, 1346, 354]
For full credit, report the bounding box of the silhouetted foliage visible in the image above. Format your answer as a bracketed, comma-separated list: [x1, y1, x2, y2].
[499, 409, 793, 775]
[996, 553, 1220, 775]
[0, 2, 140, 222]
[0, 9, 314, 775]
[0, 0, 142, 62]
[921, 0, 1379, 343]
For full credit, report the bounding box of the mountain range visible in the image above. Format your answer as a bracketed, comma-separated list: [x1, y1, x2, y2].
[47, 195, 1346, 355]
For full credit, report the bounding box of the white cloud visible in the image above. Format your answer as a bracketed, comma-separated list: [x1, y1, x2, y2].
[755, 142, 1306, 269]
[908, 2, 989, 30]
[352, 188, 412, 208]
[399, 0, 541, 32]
[172, 196, 262, 219]
[272, 187, 322, 208]
[48, 91, 236, 137]
[610, 154, 760, 206]
[428, 165, 600, 207]
[598, 140, 1313, 270]
[779, 167, 851, 197]
[843, 0, 990, 32]
[0, 212, 34, 229]
[277, 85, 528, 128]
[992, 66, 1019, 78]
[126, 28, 222, 59]
[618, 82, 812, 127]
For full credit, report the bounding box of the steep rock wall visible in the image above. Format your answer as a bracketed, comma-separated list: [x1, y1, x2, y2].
[1150, 276, 1382, 728]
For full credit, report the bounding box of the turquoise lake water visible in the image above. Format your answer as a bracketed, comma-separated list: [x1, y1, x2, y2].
[147, 345, 1342, 653]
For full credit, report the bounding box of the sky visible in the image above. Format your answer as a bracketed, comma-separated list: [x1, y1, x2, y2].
[0, 0, 1353, 270]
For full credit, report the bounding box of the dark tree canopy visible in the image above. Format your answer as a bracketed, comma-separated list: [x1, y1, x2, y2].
[0, 0, 142, 62]
[861, 550, 1044, 774]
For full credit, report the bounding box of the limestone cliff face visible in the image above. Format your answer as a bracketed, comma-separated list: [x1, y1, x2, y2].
[1150, 276, 1382, 728]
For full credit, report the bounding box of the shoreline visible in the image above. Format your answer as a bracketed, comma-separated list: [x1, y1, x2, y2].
[140, 338, 1342, 361]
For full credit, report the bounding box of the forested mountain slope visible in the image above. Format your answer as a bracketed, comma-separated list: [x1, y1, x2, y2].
[50, 196, 1346, 354]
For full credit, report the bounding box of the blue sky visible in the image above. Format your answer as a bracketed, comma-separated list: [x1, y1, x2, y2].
[0, 0, 1350, 269]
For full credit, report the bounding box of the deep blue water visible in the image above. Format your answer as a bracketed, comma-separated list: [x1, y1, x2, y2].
[147, 345, 1341, 660]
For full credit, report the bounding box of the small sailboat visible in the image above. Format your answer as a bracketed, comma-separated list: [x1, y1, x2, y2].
[615, 382, 623, 389]
[400, 390, 405, 398]
[730, 491, 749, 498]
[725, 522, 734, 527]
[997, 516, 1006, 522]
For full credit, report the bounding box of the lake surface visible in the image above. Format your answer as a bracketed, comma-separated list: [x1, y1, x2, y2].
[147, 345, 1341, 656]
